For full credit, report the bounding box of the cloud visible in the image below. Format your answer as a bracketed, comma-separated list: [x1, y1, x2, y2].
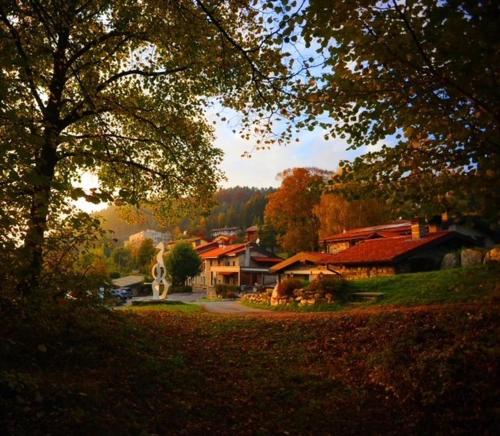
[213, 116, 367, 188]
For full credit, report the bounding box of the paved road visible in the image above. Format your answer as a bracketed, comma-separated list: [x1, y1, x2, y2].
[131, 292, 270, 314]
[163, 293, 270, 314]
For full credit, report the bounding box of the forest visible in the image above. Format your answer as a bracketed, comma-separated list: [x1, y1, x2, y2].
[95, 186, 275, 241]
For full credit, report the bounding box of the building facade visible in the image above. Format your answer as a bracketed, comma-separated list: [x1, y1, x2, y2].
[210, 227, 242, 239]
[127, 229, 171, 246]
[189, 243, 282, 293]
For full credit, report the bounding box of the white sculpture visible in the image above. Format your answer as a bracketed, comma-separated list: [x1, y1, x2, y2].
[151, 242, 169, 300]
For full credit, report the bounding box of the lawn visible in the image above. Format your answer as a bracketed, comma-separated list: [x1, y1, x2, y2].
[1, 299, 498, 435]
[123, 300, 203, 313]
[345, 263, 500, 306]
[242, 264, 500, 312]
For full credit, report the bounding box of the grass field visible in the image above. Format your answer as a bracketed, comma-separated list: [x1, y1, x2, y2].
[243, 264, 500, 312]
[123, 301, 203, 313]
[346, 264, 499, 306]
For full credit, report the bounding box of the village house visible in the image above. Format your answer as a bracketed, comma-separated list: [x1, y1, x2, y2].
[210, 226, 242, 239]
[272, 219, 472, 281]
[189, 242, 282, 293]
[126, 229, 171, 247]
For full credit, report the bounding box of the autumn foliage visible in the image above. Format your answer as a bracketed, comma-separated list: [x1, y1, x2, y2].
[265, 168, 394, 253]
[1, 301, 497, 434]
[265, 168, 324, 253]
[314, 194, 391, 239]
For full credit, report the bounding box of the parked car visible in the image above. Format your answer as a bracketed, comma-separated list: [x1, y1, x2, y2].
[110, 288, 133, 301]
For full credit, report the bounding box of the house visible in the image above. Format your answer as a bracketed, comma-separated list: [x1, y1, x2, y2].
[189, 242, 282, 294]
[210, 226, 242, 238]
[272, 220, 472, 281]
[127, 229, 171, 246]
[269, 252, 342, 282]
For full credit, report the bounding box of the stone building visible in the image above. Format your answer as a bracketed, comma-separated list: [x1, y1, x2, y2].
[127, 229, 171, 246]
[272, 220, 472, 280]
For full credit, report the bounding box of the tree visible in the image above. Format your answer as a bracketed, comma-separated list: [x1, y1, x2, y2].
[0, 0, 291, 294]
[258, 223, 278, 254]
[165, 242, 202, 287]
[314, 194, 392, 240]
[281, 1, 500, 223]
[111, 246, 133, 274]
[265, 168, 327, 254]
[135, 239, 156, 276]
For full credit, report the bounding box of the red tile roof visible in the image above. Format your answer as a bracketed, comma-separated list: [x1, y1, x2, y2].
[200, 244, 247, 259]
[322, 221, 411, 242]
[326, 231, 463, 265]
[272, 231, 469, 271]
[195, 240, 220, 253]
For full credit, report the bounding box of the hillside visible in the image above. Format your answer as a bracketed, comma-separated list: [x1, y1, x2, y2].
[94, 205, 161, 242]
[202, 186, 274, 232]
[94, 186, 275, 241]
[2, 302, 497, 434]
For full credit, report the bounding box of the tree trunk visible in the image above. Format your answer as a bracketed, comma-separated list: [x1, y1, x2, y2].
[18, 133, 58, 296]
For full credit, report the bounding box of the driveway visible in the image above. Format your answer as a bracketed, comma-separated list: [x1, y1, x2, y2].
[131, 292, 270, 314]
[167, 292, 205, 303]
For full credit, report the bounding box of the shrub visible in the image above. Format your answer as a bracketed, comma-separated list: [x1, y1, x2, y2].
[215, 284, 240, 299]
[168, 285, 192, 294]
[306, 275, 348, 302]
[110, 271, 121, 279]
[276, 278, 307, 297]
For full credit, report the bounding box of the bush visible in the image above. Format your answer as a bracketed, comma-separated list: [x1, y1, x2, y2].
[276, 278, 307, 297]
[168, 285, 192, 294]
[215, 284, 240, 299]
[110, 271, 121, 279]
[306, 275, 348, 302]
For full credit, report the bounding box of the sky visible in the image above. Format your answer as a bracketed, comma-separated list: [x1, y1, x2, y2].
[214, 117, 369, 189]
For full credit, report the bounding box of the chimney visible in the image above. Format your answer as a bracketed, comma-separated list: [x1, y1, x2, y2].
[428, 215, 442, 233]
[244, 244, 251, 267]
[441, 211, 450, 230]
[411, 218, 427, 239]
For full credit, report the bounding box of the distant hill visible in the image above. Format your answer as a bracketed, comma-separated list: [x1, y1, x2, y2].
[94, 205, 161, 242]
[94, 186, 275, 241]
[204, 186, 274, 231]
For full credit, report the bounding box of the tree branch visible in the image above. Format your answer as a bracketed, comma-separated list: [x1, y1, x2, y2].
[391, 0, 499, 122]
[0, 8, 46, 115]
[95, 66, 190, 93]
